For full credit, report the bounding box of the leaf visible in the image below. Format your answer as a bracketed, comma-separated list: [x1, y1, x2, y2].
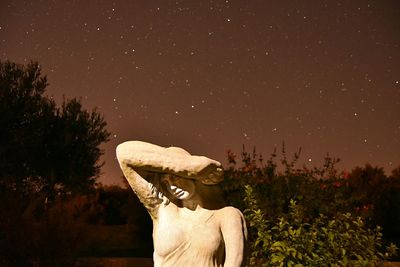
[271, 254, 286, 263]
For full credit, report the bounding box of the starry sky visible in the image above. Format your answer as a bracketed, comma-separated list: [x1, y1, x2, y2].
[1, 0, 399, 185]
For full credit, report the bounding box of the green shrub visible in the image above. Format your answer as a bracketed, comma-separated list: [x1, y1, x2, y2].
[222, 145, 400, 266]
[243, 185, 398, 266]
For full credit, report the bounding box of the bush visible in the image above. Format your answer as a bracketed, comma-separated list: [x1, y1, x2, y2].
[222, 145, 399, 265]
[244, 185, 397, 266]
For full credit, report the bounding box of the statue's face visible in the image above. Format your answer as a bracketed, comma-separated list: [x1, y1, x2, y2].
[161, 174, 195, 200]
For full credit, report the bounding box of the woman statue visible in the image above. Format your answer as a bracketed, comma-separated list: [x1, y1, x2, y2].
[116, 141, 247, 267]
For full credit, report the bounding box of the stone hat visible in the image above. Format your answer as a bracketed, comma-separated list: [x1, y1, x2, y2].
[116, 141, 224, 185]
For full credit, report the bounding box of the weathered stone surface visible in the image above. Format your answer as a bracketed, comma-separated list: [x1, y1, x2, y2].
[117, 141, 247, 267]
[116, 141, 224, 185]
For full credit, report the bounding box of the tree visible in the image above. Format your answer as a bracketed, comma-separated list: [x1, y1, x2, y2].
[0, 60, 110, 198]
[373, 166, 400, 247]
[347, 164, 387, 204]
[0, 61, 54, 193]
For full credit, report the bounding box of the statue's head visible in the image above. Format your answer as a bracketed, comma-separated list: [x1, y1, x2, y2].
[161, 174, 196, 200]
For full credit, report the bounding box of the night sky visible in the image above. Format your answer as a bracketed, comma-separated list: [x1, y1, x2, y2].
[1, 0, 399, 185]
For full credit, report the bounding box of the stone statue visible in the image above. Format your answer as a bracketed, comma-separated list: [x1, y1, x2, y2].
[116, 141, 247, 267]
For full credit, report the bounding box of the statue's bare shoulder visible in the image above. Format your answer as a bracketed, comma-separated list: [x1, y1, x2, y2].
[216, 206, 246, 224]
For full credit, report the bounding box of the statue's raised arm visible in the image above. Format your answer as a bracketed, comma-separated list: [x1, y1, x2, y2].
[116, 142, 164, 218]
[116, 140, 224, 183]
[116, 141, 247, 267]
[116, 141, 223, 216]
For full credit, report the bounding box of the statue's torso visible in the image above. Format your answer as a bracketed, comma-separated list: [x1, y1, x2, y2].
[153, 205, 225, 267]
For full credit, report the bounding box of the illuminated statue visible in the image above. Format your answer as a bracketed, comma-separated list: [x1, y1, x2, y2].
[116, 141, 247, 267]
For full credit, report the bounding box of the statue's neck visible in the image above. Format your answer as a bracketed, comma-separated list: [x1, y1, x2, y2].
[181, 195, 203, 211]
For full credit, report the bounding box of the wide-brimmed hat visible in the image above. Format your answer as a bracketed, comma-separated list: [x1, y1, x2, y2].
[116, 141, 224, 185]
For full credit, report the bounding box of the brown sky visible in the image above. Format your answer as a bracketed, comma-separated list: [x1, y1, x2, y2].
[1, 0, 399, 185]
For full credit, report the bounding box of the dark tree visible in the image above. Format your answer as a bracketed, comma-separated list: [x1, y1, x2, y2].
[374, 166, 400, 246]
[347, 164, 388, 206]
[0, 60, 110, 198]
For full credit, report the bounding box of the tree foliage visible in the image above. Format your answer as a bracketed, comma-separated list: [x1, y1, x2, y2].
[0, 60, 110, 198]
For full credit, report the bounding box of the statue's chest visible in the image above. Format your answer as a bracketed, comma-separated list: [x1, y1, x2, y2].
[153, 208, 223, 258]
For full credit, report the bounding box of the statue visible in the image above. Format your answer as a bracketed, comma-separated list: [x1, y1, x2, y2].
[116, 141, 247, 267]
